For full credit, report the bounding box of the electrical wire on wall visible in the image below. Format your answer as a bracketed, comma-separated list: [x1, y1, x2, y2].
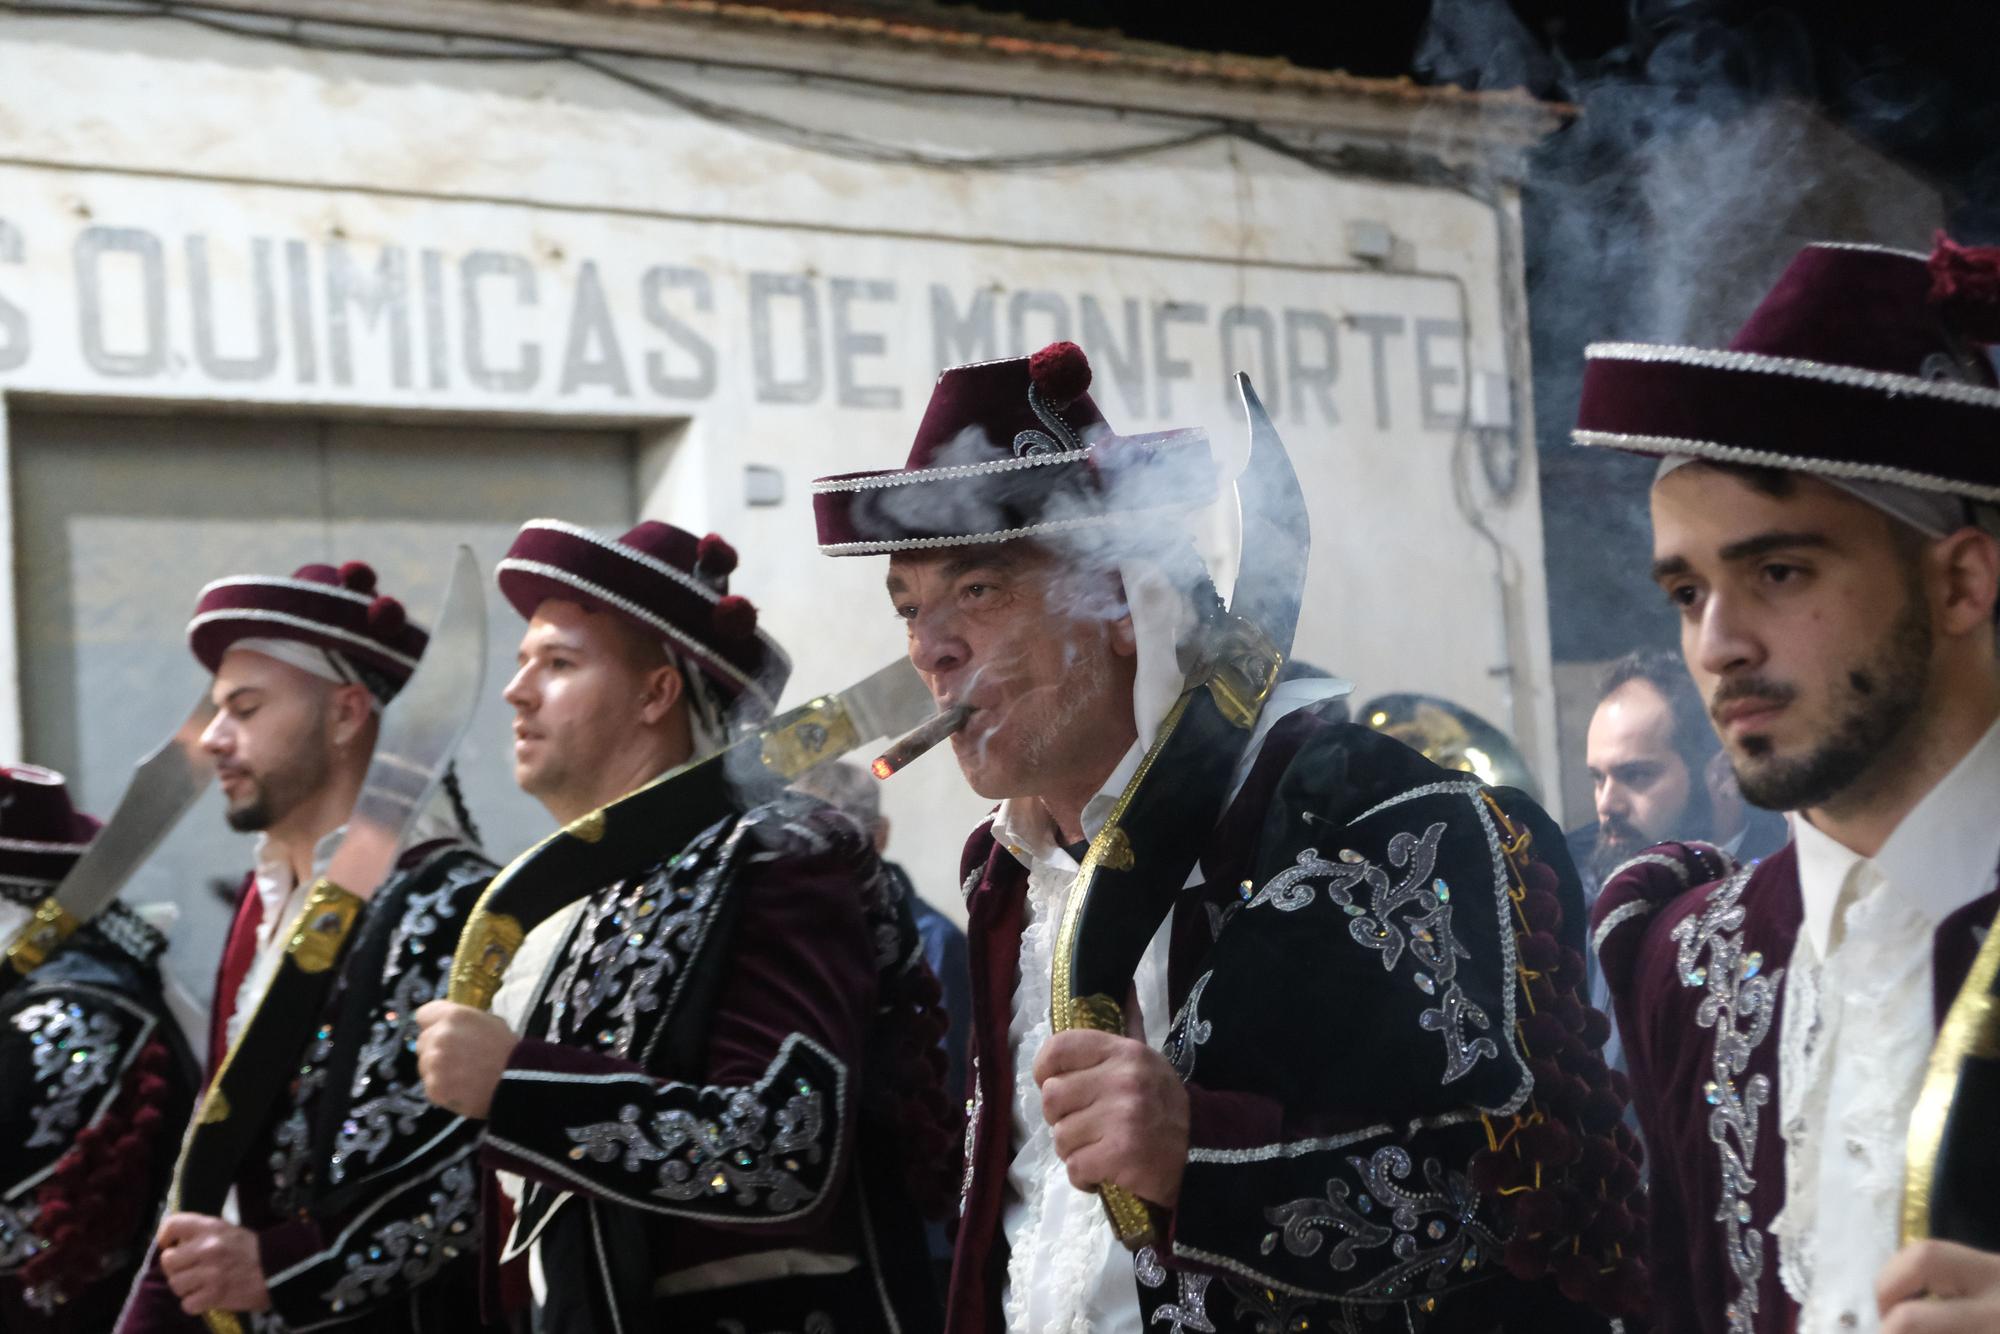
[3, 0, 1544, 752]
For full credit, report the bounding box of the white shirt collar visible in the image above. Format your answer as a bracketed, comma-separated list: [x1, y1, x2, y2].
[1793, 716, 2000, 959]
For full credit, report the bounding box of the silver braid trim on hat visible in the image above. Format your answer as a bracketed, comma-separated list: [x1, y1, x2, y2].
[512, 518, 735, 609]
[1805, 241, 1930, 261]
[811, 447, 1092, 495]
[1584, 341, 2000, 409]
[493, 558, 782, 713]
[193, 574, 381, 607]
[1571, 429, 2000, 505]
[184, 608, 422, 671]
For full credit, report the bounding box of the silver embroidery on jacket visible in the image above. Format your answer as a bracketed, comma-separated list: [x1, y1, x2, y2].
[1165, 971, 1214, 1079]
[0, 1199, 44, 1272]
[1261, 1147, 1494, 1299]
[270, 1026, 335, 1211]
[1670, 866, 1781, 1334]
[960, 1053, 981, 1217]
[1244, 820, 1494, 1082]
[321, 1161, 477, 1314]
[1150, 1272, 1217, 1333]
[11, 999, 121, 1148]
[331, 966, 438, 1186]
[564, 1084, 826, 1213]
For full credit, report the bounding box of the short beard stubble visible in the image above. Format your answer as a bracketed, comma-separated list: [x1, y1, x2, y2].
[1729, 572, 1933, 813]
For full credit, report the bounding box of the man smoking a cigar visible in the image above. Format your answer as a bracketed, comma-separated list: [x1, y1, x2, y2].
[812, 341, 1646, 1332]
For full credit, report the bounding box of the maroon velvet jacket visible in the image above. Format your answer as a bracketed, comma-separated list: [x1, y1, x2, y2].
[1593, 841, 2000, 1334]
[948, 702, 1638, 1333]
[476, 794, 941, 1333]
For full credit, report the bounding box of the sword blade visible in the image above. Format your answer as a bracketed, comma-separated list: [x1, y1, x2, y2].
[754, 657, 934, 781]
[823, 658, 933, 746]
[1229, 373, 1309, 662]
[320, 545, 487, 900]
[2, 692, 218, 976]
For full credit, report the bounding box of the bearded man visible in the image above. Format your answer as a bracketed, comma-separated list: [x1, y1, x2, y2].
[1581, 236, 2000, 1334]
[118, 561, 496, 1332]
[413, 520, 954, 1332]
[1574, 649, 1787, 892]
[812, 342, 1646, 1332]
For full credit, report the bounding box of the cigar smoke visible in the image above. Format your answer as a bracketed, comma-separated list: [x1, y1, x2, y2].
[872, 705, 973, 779]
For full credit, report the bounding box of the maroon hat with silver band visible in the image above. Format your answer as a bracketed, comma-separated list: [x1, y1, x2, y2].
[187, 561, 428, 699]
[0, 765, 100, 892]
[497, 519, 790, 716]
[1573, 236, 2000, 512]
[812, 341, 1218, 555]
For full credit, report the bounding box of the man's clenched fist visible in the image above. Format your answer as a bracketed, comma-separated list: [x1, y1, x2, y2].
[157, 1213, 270, 1316]
[1033, 1028, 1190, 1208]
[1878, 1238, 2000, 1334]
[414, 1000, 518, 1121]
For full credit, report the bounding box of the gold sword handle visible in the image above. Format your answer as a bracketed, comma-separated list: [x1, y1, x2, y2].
[4, 897, 80, 976]
[448, 911, 525, 1012]
[285, 879, 365, 973]
[1064, 993, 1158, 1249]
[186, 881, 364, 1333]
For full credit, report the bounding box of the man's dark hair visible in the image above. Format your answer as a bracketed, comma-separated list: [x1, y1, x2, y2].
[1598, 649, 1718, 774]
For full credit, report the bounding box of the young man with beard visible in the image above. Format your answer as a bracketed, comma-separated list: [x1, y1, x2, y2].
[1579, 237, 2000, 1334]
[118, 561, 498, 1332]
[412, 520, 953, 1332]
[811, 342, 1646, 1332]
[1, 767, 198, 1332]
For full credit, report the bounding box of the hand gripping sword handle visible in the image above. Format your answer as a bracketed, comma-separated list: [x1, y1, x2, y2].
[1066, 993, 1157, 1247]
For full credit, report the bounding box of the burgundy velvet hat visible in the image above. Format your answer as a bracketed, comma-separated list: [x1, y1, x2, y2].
[0, 765, 100, 890]
[1574, 236, 2000, 501]
[812, 341, 1218, 555]
[187, 561, 428, 691]
[496, 519, 791, 714]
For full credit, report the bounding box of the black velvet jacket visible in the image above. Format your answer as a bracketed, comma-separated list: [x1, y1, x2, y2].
[949, 702, 1644, 1334]
[1, 909, 198, 1334]
[119, 840, 498, 1333]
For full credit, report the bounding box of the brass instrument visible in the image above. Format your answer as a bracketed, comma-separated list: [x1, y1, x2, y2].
[1360, 692, 1541, 799]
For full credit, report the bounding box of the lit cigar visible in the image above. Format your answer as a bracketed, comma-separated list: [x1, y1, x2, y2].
[872, 705, 973, 779]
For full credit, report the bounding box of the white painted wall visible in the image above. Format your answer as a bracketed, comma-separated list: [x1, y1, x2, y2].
[0, 9, 1564, 924]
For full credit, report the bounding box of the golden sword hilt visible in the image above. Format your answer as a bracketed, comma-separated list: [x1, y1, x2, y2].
[193, 879, 365, 1334]
[3, 897, 80, 976]
[1061, 992, 1157, 1247]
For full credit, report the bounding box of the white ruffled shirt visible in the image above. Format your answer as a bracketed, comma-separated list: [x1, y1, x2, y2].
[994, 675, 1348, 1334]
[1773, 717, 2000, 1333]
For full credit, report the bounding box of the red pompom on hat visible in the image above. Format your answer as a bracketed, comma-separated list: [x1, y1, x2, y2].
[367, 596, 406, 636]
[695, 532, 739, 582]
[337, 561, 377, 594]
[1930, 231, 2000, 344]
[711, 595, 758, 641]
[1028, 340, 1092, 406]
